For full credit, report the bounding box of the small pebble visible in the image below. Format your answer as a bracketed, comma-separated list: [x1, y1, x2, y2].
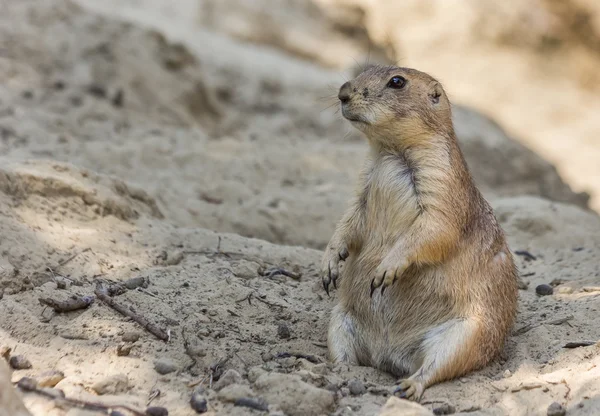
[38, 370, 65, 388]
[0, 345, 11, 361]
[433, 403, 456, 415]
[217, 384, 255, 402]
[277, 324, 291, 339]
[17, 377, 38, 391]
[117, 343, 132, 357]
[122, 332, 141, 342]
[92, 374, 129, 395]
[10, 355, 32, 370]
[110, 412, 127, 416]
[190, 393, 208, 413]
[536, 284, 554, 296]
[348, 379, 366, 396]
[146, 407, 168, 416]
[124, 276, 147, 290]
[154, 358, 177, 375]
[547, 402, 566, 416]
[503, 369, 511, 378]
[261, 352, 273, 362]
[213, 369, 242, 391]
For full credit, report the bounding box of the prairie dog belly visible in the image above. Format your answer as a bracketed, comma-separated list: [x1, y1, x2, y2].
[362, 154, 421, 241]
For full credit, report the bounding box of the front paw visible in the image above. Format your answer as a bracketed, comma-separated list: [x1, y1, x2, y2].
[393, 378, 424, 402]
[371, 259, 408, 296]
[321, 246, 349, 295]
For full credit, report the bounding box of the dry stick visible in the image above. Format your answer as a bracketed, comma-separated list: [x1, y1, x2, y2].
[94, 286, 169, 341]
[57, 248, 91, 268]
[261, 267, 301, 280]
[39, 296, 94, 313]
[17, 377, 146, 416]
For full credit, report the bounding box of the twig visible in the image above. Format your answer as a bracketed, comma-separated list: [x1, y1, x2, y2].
[312, 342, 328, 348]
[39, 296, 94, 313]
[136, 287, 158, 298]
[209, 355, 232, 389]
[582, 287, 600, 293]
[513, 324, 533, 336]
[514, 315, 574, 336]
[57, 248, 91, 268]
[234, 398, 269, 412]
[182, 327, 198, 371]
[147, 388, 160, 406]
[261, 267, 301, 280]
[94, 285, 169, 341]
[547, 315, 574, 325]
[235, 293, 253, 305]
[563, 341, 596, 349]
[514, 250, 537, 261]
[253, 295, 287, 309]
[16, 377, 146, 415]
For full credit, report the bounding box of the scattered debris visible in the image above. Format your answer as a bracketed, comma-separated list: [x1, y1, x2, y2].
[348, 379, 366, 396]
[515, 250, 537, 261]
[260, 266, 302, 280]
[275, 351, 321, 364]
[547, 315, 573, 326]
[510, 382, 543, 392]
[38, 370, 65, 388]
[122, 331, 141, 343]
[123, 276, 149, 290]
[190, 392, 208, 413]
[433, 403, 456, 415]
[38, 295, 94, 313]
[0, 345, 11, 361]
[94, 284, 169, 341]
[17, 377, 146, 415]
[536, 284, 554, 296]
[145, 406, 169, 416]
[9, 355, 32, 370]
[563, 341, 596, 349]
[234, 397, 269, 412]
[117, 343, 133, 356]
[92, 374, 129, 395]
[154, 357, 178, 375]
[277, 323, 291, 339]
[547, 402, 566, 416]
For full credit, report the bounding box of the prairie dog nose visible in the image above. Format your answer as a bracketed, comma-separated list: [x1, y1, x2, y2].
[338, 81, 351, 103]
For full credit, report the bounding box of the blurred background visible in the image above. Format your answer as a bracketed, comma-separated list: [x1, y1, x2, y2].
[1, 0, 598, 248]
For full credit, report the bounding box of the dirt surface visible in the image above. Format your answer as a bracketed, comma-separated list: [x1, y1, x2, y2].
[0, 1, 599, 416]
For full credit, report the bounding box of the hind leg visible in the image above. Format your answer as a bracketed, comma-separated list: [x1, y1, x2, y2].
[395, 318, 484, 401]
[328, 304, 361, 364]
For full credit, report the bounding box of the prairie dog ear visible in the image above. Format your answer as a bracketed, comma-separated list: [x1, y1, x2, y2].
[429, 82, 443, 105]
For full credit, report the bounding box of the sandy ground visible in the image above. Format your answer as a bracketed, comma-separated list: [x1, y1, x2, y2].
[0, 1, 599, 415]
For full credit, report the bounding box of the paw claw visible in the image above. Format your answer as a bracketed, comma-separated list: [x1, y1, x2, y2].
[320, 245, 349, 295]
[393, 379, 423, 402]
[370, 279, 376, 297]
[339, 247, 349, 261]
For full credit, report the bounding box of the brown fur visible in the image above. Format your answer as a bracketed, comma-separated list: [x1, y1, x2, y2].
[322, 65, 518, 401]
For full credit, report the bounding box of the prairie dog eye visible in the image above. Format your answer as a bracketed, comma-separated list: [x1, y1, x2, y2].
[387, 76, 406, 89]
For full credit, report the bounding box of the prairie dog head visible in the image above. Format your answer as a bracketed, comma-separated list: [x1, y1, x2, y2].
[338, 65, 452, 144]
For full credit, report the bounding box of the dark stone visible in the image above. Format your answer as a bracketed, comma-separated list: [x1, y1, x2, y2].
[536, 284, 554, 296]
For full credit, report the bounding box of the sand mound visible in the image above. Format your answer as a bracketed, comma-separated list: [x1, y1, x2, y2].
[0, 160, 598, 415]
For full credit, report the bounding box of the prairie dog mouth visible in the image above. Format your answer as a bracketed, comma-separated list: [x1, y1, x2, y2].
[341, 106, 370, 124]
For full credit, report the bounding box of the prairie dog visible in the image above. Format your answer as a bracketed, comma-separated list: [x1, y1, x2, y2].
[321, 65, 518, 401]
